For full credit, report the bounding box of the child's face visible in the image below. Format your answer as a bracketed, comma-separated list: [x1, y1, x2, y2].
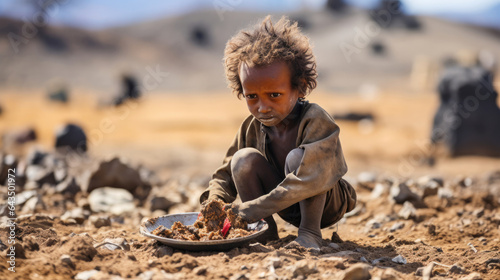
[239, 61, 303, 127]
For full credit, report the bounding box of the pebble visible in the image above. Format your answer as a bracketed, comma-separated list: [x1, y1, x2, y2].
[193, 266, 207, 275]
[391, 255, 407, 264]
[398, 201, 416, 220]
[60, 254, 75, 269]
[389, 222, 405, 232]
[370, 183, 389, 199]
[155, 246, 173, 257]
[74, 270, 99, 280]
[291, 259, 318, 278]
[89, 215, 111, 228]
[390, 182, 418, 204]
[462, 272, 482, 280]
[94, 237, 130, 251]
[338, 263, 371, 280]
[88, 187, 135, 215]
[449, 264, 464, 274]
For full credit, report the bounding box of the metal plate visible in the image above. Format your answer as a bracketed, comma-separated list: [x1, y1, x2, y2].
[140, 212, 268, 251]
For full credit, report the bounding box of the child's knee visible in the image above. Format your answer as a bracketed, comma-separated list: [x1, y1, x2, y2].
[231, 148, 264, 175]
[285, 148, 304, 174]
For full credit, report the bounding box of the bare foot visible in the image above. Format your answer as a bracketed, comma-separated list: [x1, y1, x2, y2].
[289, 228, 323, 249]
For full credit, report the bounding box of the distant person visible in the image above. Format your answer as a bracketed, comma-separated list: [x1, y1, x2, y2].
[114, 73, 141, 106]
[199, 16, 357, 249]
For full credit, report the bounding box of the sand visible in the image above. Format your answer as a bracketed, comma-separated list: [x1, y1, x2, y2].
[0, 89, 499, 279]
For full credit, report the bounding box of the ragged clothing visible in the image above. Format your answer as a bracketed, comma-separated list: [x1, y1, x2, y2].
[200, 100, 357, 223]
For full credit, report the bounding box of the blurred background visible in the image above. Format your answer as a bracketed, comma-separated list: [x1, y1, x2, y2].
[1, 0, 500, 180]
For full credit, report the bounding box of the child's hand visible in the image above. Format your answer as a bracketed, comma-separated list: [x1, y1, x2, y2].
[224, 203, 251, 227]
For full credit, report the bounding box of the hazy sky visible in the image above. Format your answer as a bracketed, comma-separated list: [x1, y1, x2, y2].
[0, 0, 499, 29]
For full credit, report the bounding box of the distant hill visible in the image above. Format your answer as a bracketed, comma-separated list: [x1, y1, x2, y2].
[1, 9, 499, 94]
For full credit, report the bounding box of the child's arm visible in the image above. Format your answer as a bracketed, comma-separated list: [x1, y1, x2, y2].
[232, 105, 349, 222]
[200, 115, 258, 204]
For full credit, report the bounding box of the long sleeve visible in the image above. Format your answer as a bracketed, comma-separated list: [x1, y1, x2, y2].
[239, 104, 348, 222]
[200, 115, 259, 203]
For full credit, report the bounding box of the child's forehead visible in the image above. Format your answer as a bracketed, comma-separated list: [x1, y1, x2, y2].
[239, 60, 291, 78]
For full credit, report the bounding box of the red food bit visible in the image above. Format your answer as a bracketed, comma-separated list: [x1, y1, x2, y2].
[221, 218, 231, 238]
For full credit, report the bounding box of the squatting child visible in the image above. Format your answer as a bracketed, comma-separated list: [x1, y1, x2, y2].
[200, 16, 357, 249]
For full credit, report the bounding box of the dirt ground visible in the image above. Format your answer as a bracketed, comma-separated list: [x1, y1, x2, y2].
[0, 89, 499, 279]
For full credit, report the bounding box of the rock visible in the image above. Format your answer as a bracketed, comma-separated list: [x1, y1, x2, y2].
[390, 182, 419, 204]
[85, 158, 151, 200]
[0, 129, 36, 154]
[15, 190, 37, 206]
[391, 255, 407, 264]
[422, 262, 434, 280]
[61, 208, 87, 224]
[248, 243, 273, 253]
[398, 201, 417, 220]
[12, 243, 26, 259]
[88, 187, 135, 215]
[389, 222, 405, 232]
[55, 123, 87, 153]
[149, 196, 175, 212]
[462, 272, 482, 280]
[266, 256, 282, 268]
[338, 263, 371, 280]
[438, 188, 454, 199]
[60, 254, 75, 269]
[154, 246, 173, 257]
[193, 266, 207, 275]
[292, 259, 318, 278]
[25, 165, 56, 186]
[472, 208, 484, 218]
[89, 215, 111, 228]
[74, 270, 99, 280]
[418, 176, 443, 198]
[371, 183, 389, 199]
[432, 65, 500, 157]
[55, 177, 81, 198]
[357, 172, 377, 189]
[22, 195, 46, 213]
[230, 273, 249, 280]
[94, 238, 130, 251]
[449, 264, 464, 274]
[0, 154, 18, 184]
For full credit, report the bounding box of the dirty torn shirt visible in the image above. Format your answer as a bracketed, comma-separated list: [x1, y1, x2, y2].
[200, 101, 348, 221]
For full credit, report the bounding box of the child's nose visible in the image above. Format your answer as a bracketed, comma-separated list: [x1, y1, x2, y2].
[258, 101, 271, 114]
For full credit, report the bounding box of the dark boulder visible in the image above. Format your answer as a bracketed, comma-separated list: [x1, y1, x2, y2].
[431, 66, 500, 157]
[55, 124, 87, 153]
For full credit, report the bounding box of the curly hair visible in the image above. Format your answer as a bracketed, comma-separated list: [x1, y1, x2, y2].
[224, 16, 317, 98]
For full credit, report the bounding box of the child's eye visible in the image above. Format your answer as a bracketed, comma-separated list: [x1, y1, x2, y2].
[270, 93, 281, 98]
[245, 94, 257, 100]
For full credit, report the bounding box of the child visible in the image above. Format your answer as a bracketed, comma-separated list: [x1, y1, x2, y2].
[200, 16, 357, 249]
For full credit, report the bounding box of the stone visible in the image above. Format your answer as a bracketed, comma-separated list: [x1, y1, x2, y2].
[149, 196, 175, 212]
[55, 123, 87, 153]
[89, 215, 111, 228]
[85, 158, 151, 200]
[56, 177, 81, 198]
[94, 238, 130, 251]
[74, 270, 99, 280]
[431, 65, 500, 157]
[438, 188, 454, 199]
[391, 255, 407, 264]
[389, 222, 405, 232]
[60, 254, 75, 269]
[154, 246, 173, 257]
[338, 263, 371, 280]
[398, 201, 417, 220]
[462, 272, 482, 280]
[371, 183, 389, 199]
[61, 208, 86, 224]
[292, 259, 318, 278]
[193, 266, 207, 275]
[266, 256, 282, 268]
[449, 264, 464, 274]
[15, 190, 37, 206]
[422, 262, 434, 280]
[88, 187, 135, 215]
[22, 195, 46, 213]
[390, 182, 419, 204]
